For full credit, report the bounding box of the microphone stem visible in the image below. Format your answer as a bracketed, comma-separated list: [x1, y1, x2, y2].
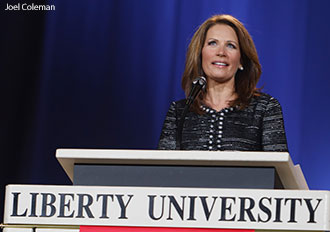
[176, 76, 206, 150]
[177, 104, 190, 150]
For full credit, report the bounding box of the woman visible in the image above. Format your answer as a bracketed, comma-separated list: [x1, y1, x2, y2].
[158, 14, 288, 152]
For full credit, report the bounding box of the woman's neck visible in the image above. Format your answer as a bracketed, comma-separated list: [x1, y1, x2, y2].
[204, 79, 236, 111]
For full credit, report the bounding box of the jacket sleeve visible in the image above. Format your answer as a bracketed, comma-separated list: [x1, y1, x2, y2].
[261, 97, 288, 152]
[157, 102, 178, 150]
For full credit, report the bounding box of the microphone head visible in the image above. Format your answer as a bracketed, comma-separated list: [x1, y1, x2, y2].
[192, 76, 207, 89]
[185, 76, 207, 106]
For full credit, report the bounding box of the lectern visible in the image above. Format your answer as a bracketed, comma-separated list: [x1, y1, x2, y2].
[2, 149, 330, 232]
[57, 149, 308, 189]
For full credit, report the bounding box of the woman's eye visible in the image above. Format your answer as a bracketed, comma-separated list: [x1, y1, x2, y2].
[227, 43, 236, 49]
[208, 41, 217, 46]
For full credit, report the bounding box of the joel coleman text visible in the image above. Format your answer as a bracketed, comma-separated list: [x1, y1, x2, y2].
[4, 3, 55, 11]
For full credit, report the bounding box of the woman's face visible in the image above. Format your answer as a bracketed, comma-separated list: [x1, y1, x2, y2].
[201, 24, 242, 84]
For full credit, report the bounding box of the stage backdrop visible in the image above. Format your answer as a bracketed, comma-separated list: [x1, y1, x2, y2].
[1, 0, 330, 223]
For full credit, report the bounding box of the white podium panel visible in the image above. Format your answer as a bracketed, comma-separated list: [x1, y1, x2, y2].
[3, 229, 79, 232]
[3, 185, 330, 231]
[3, 229, 33, 232]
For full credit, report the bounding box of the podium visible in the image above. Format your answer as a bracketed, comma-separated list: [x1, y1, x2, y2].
[2, 149, 330, 232]
[57, 149, 308, 190]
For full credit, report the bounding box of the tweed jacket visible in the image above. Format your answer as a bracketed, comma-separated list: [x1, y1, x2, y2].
[158, 93, 288, 152]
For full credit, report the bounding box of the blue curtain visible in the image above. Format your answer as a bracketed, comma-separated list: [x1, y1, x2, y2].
[3, 0, 330, 191]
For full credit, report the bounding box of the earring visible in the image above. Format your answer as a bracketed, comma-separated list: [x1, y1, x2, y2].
[239, 66, 244, 71]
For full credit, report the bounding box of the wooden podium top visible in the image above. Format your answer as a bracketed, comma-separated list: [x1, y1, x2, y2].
[56, 149, 308, 190]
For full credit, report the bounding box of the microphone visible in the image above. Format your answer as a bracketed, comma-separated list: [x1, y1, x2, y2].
[177, 76, 207, 149]
[185, 76, 207, 107]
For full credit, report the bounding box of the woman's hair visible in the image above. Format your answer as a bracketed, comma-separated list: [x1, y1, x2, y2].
[181, 14, 262, 113]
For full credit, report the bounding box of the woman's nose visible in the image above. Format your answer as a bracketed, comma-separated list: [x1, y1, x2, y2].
[216, 44, 226, 56]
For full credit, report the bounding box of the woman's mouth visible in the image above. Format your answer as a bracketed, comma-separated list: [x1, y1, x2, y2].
[212, 62, 229, 67]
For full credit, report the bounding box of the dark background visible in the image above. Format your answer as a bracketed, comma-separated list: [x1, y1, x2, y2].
[1, 0, 330, 224]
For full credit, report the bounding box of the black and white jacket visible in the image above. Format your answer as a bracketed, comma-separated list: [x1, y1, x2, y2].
[158, 93, 288, 152]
